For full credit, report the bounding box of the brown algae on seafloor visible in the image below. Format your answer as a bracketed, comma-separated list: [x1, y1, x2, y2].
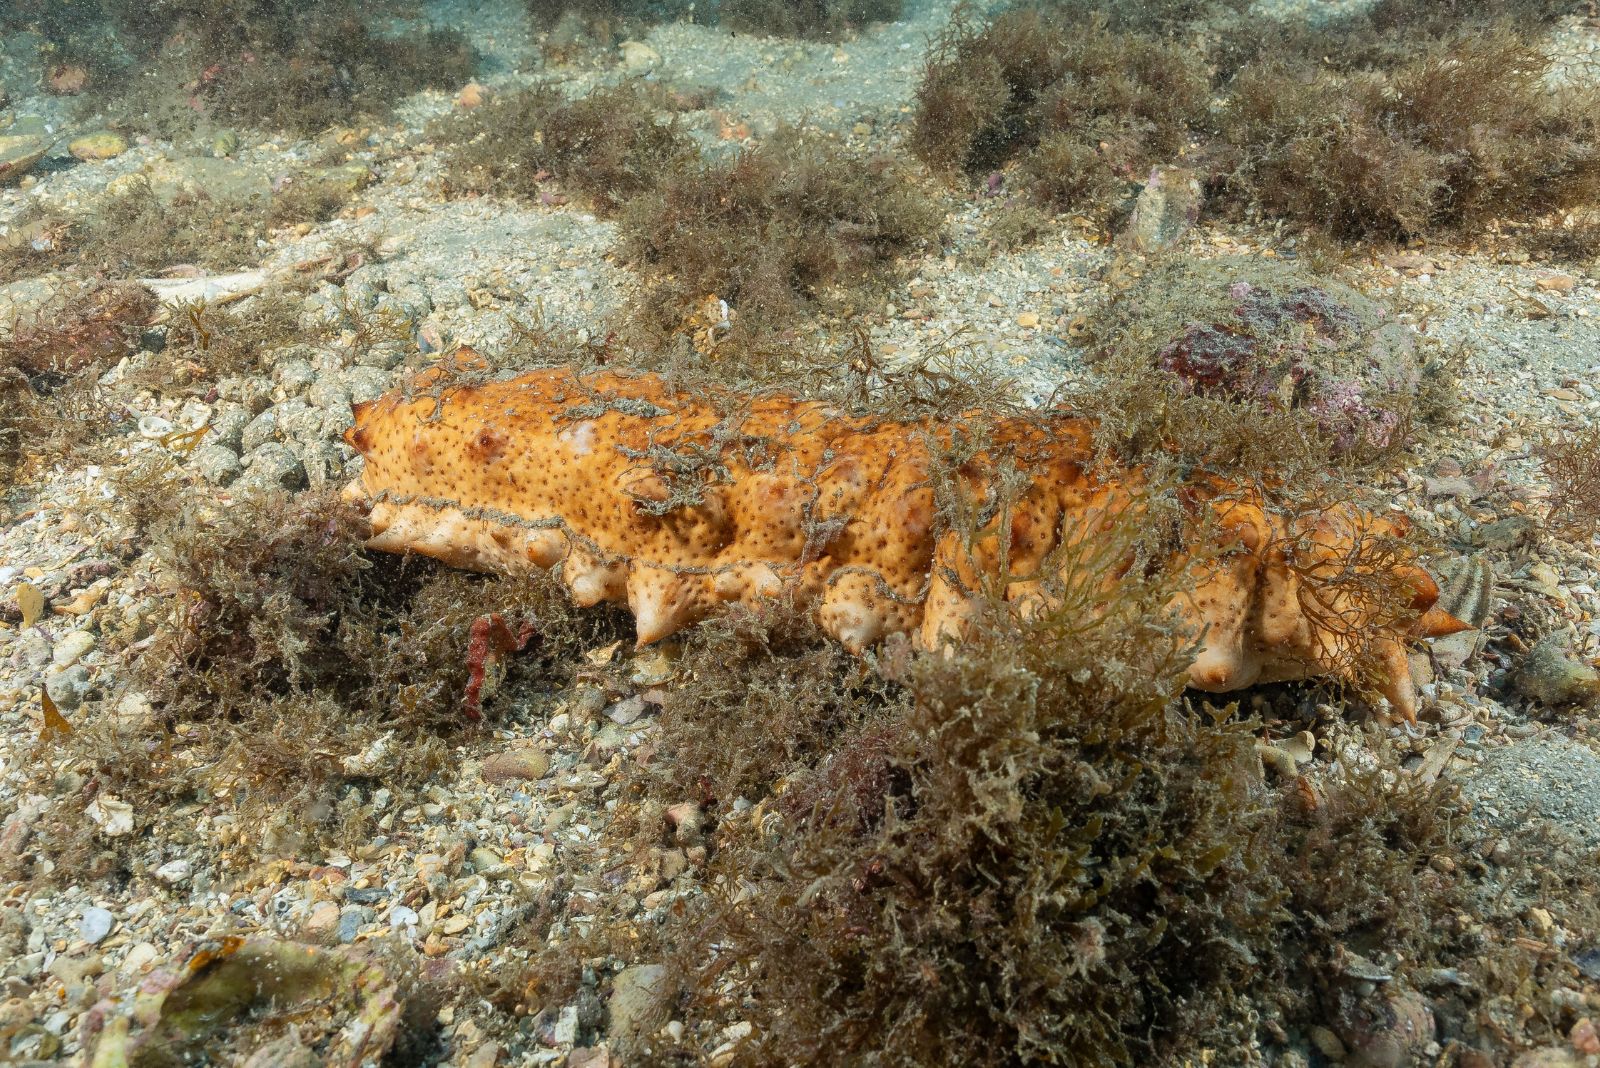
[1, 0, 1600, 1064]
[908, 1, 1600, 243]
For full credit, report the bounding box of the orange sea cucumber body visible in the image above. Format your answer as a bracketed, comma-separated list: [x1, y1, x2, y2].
[343, 363, 1464, 720]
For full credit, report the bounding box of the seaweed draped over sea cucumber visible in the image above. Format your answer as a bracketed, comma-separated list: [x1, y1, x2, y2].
[342, 357, 1468, 720]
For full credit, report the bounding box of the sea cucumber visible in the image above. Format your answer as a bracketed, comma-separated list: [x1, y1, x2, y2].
[342, 358, 1467, 720]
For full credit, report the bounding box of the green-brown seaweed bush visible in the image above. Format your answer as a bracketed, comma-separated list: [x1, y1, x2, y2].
[523, 0, 689, 32]
[1539, 425, 1600, 539]
[626, 504, 1473, 1065]
[910, 7, 1208, 223]
[1, 173, 359, 282]
[439, 85, 942, 340]
[128, 490, 599, 769]
[13, 487, 617, 877]
[60, 0, 477, 135]
[0, 279, 156, 484]
[1210, 0, 1585, 77]
[523, 0, 899, 41]
[619, 128, 943, 335]
[436, 82, 698, 211]
[1038, 0, 1252, 33]
[0, 0, 122, 84]
[632, 603, 901, 818]
[911, 3, 1600, 243]
[720, 0, 902, 38]
[1219, 35, 1600, 241]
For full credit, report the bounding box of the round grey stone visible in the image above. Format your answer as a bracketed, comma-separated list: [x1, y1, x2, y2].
[355, 339, 408, 370]
[189, 444, 242, 486]
[240, 443, 307, 492]
[240, 407, 280, 453]
[208, 406, 252, 450]
[1513, 635, 1600, 709]
[154, 859, 192, 886]
[307, 374, 352, 414]
[299, 442, 346, 488]
[217, 375, 274, 414]
[608, 965, 671, 1052]
[390, 282, 433, 317]
[244, 399, 313, 451]
[320, 405, 355, 439]
[273, 358, 317, 395]
[79, 908, 114, 944]
[284, 406, 331, 446]
[17, 631, 51, 668]
[346, 367, 393, 405]
[336, 908, 364, 944]
[343, 274, 385, 310]
[45, 666, 92, 712]
[51, 630, 95, 668]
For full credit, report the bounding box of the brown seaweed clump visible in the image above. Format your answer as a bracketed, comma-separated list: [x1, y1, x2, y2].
[3, 170, 368, 283]
[1539, 425, 1600, 539]
[619, 509, 1469, 1065]
[3, 182, 262, 279]
[38, 0, 480, 136]
[437, 84, 941, 339]
[436, 82, 698, 212]
[12, 486, 610, 878]
[1219, 34, 1600, 241]
[4, 278, 157, 375]
[619, 128, 942, 335]
[910, 2, 1600, 243]
[523, 0, 900, 44]
[0, 0, 123, 90]
[603, 499, 1599, 1063]
[720, 0, 903, 38]
[909, 6, 1209, 225]
[523, 0, 685, 40]
[0, 279, 156, 483]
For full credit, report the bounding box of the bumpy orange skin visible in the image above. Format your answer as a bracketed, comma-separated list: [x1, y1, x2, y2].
[343, 363, 1460, 720]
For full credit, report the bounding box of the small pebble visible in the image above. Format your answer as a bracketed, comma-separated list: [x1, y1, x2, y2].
[80, 908, 114, 944]
[51, 630, 95, 668]
[619, 40, 661, 70]
[154, 860, 192, 887]
[606, 695, 647, 726]
[46, 666, 92, 712]
[481, 749, 550, 783]
[120, 942, 159, 973]
[68, 131, 128, 161]
[1571, 1018, 1600, 1055]
[305, 901, 341, 942]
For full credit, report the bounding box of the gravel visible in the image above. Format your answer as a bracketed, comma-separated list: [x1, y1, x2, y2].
[2, 0, 1600, 1063]
[1464, 737, 1600, 853]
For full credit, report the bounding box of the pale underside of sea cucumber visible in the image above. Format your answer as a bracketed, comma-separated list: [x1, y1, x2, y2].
[342, 359, 1468, 721]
